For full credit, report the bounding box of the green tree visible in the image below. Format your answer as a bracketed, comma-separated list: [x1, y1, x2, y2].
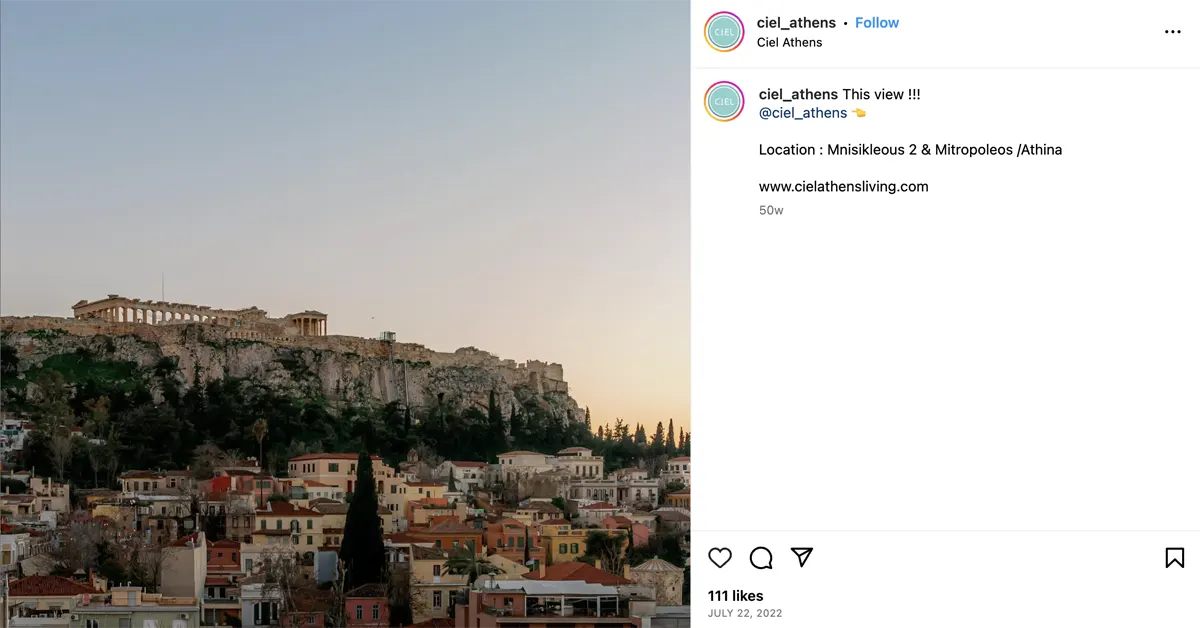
[650, 422, 665, 455]
[340, 450, 386, 589]
[443, 547, 498, 586]
[666, 419, 676, 455]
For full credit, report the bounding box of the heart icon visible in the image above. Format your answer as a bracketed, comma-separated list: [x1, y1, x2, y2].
[709, 547, 732, 568]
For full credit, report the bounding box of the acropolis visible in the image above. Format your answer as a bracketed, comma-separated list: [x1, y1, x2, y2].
[71, 294, 328, 338]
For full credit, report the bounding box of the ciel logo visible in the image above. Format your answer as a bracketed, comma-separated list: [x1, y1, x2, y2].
[704, 11, 745, 52]
[704, 81, 744, 122]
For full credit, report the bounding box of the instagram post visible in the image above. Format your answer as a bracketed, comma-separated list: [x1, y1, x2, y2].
[3, 0, 1199, 627]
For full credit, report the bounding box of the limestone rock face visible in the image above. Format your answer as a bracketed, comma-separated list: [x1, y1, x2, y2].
[0, 316, 581, 420]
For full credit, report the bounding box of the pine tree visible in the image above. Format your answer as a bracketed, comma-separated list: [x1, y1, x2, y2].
[666, 419, 676, 454]
[340, 450, 386, 589]
[596, 425, 604, 440]
[679, 426, 685, 450]
[604, 424, 613, 441]
[634, 424, 647, 444]
[651, 422, 665, 454]
[584, 407, 592, 431]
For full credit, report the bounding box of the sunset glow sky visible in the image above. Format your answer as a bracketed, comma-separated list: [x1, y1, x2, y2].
[0, 1, 690, 431]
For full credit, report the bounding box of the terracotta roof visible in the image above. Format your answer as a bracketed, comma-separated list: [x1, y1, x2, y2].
[655, 510, 690, 522]
[303, 480, 335, 487]
[499, 450, 543, 457]
[524, 562, 631, 585]
[540, 518, 571, 526]
[448, 461, 487, 468]
[667, 488, 690, 496]
[169, 532, 204, 547]
[290, 453, 382, 462]
[411, 545, 448, 560]
[210, 539, 241, 548]
[407, 481, 443, 488]
[605, 516, 633, 526]
[580, 502, 617, 510]
[119, 471, 164, 479]
[557, 447, 591, 454]
[204, 575, 235, 586]
[255, 502, 320, 516]
[347, 583, 387, 598]
[313, 503, 348, 515]
[668, 456, 691, 462]
[7, 575, 102, 597]
[422, 520, 478, 535]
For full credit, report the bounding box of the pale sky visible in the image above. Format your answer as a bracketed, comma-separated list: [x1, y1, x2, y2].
[0, 1, 690, 431]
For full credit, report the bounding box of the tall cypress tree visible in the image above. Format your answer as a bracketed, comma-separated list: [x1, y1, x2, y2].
[651, 422, 665, 455]
[666, 419, 676, 454]
[340, 450, 386, 589]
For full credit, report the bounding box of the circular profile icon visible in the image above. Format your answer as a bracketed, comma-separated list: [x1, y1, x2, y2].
[704, 12, 745, 52]
[704, 81, 744, 122]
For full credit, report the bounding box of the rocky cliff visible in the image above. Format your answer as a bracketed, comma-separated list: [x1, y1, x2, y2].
[0, 316, 581, 420]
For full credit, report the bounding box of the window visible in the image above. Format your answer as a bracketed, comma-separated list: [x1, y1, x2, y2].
[355, 604, 363, 620]
[128, 592, 137, 605]
[245, 558, 253, 572]
[433, 591, 443, 608]
[276, 520, 283, 529]
[507, 536, 515, 547]
[570, 543, 579, 553]
[307, 535, 313, 545]
[390, 485, 397, 494]
[372, 604, 380, 620]
[86, 620, 99, 628]
[435, 540, 442, 548]
[308, 614, 315, 625]
[306, 519, 313, 529]
[261, 520, 267, 530]
[119, 620, 132, 628]
[433, 565, 441, 576]
[517, 536, 524, 548]
[559, 543, 568, 554]
[173, 621, 186, 628]
[328, 463, 339, 473]
[143, 619, 159, 628]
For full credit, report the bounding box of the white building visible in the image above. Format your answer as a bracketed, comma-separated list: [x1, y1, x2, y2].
[494, 451, 555, 483]
[552, 447, 604, 479]
[435, 461, 489, 494]
[662, 456, 691, 487]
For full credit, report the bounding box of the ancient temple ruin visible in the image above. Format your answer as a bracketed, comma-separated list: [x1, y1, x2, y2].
[71, 295, 328, 337]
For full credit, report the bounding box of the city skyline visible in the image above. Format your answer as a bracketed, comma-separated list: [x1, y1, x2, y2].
[0, 1, 690, 430]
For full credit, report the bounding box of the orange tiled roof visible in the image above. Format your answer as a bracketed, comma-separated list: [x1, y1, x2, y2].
[7, 575, 102, 597]
[255, 502, 320, 517]
[668, 456, 691, 462]
[540, 518, 571, 526]
[524, 562, 631, 585]
[580, 502, 617, 510]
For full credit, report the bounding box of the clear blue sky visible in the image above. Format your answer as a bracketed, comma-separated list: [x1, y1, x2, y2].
[0, 1, 690, 431]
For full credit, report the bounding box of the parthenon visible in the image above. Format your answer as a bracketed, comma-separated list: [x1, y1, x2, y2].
[71, 294, 328, 337]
